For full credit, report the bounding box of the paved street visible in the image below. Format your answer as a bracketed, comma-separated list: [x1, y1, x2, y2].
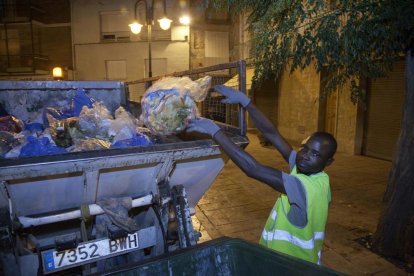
[195, 131, 407, 275]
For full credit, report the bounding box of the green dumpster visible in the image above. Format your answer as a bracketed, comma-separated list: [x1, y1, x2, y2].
[100, 237, 343, 276]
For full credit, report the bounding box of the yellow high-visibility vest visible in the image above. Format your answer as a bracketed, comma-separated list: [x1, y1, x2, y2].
[259, 167, 331, 264]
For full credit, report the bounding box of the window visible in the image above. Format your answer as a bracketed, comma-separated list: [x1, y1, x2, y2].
[100, 11, 131, 42]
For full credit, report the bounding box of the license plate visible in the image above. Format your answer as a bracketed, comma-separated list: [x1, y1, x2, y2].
[41, 232, 139, 274]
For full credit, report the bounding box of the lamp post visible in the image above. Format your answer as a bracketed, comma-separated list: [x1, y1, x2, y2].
[129, 0, 172, 78]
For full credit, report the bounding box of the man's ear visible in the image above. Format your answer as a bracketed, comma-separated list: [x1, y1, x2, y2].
[325, 157, 334, 167]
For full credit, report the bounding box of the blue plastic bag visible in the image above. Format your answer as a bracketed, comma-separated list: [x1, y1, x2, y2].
[24, 122, 44, 132]
[19, 136, 66, 157]
[111, 133, 153, 148]
[43, 88, 94, 126]
[72, 88, 94, 117]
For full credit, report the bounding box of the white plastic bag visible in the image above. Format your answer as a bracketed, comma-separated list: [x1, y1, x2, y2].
[78, 102, 113, 138]
[108, 106, 141, 142]
[141, 76, 212, 135]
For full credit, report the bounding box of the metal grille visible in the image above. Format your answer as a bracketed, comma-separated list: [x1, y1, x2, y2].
[126, 61, 247, 135]
[202, 76, 239, 127]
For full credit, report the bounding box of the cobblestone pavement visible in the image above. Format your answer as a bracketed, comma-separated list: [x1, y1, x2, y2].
[195, 131, 408, 275]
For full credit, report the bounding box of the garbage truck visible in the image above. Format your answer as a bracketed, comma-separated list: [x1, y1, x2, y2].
[0, 61, 249, 275]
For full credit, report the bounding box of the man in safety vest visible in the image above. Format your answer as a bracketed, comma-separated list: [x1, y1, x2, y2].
[186, 85, 337, 265]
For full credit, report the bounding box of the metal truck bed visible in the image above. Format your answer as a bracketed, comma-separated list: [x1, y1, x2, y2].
[0, 61, 249, 275]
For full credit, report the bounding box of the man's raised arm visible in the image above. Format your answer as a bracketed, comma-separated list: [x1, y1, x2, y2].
[186, 117, 286, 194]
[214, 85, 292, 162]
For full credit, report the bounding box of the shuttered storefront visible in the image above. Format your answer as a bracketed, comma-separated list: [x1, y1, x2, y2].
[363, 60, 405, 160]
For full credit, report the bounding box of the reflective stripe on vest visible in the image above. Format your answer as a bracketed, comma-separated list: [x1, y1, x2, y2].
[317, 249, 322, 265]
[261, 229, 325, 250]
[271, 209, 277, 220]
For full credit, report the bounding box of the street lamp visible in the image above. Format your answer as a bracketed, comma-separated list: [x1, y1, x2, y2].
[179, 15, 190, 25]
[129, 0, 172, 78]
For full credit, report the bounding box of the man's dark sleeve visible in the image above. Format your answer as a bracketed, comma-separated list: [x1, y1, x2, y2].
[282, 151, 308, 227]
[289, 150, 296, 170]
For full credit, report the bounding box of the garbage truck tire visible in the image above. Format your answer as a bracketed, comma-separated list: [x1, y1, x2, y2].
[171, 185, 198, 248]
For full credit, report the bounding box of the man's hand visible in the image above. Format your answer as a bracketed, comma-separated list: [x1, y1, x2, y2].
[214, 85, 251, 107]
[186, 117, 220, 137]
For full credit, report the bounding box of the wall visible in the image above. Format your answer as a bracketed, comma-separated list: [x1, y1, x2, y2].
[40, 25, 73, 70]
[276, 65, 361, 153]
[189, 24, 230, 69]
[252, 78, 278, 128]
[277, 64, 321, 144]
[74, 41, 189, 80]
[228, 14, 250, 62]
[188, 1, 231, 69]
[38, 0, 71, 24]
[334, 84, 362, 154]
[71, 0, 109, 44]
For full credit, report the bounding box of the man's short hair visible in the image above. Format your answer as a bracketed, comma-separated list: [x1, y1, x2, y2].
[311, 132, 337, 158]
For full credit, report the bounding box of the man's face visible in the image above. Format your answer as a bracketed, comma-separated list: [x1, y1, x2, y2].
[296, 136, 333, 175]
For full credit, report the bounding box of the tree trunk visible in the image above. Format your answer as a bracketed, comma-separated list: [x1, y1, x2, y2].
[372, 51, 414, 263]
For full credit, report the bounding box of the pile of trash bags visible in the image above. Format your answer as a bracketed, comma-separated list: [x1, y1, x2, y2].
[0, 75, 211, 159]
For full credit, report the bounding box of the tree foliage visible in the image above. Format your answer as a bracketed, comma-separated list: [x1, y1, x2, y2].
[207, 0, 414, 102]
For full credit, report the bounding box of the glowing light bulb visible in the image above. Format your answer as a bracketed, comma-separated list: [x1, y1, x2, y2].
[52, 67, 63, 79]
[158, 17, 172, 30]
[179, 15, 190, 25]
[129, 22, 143, 34]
